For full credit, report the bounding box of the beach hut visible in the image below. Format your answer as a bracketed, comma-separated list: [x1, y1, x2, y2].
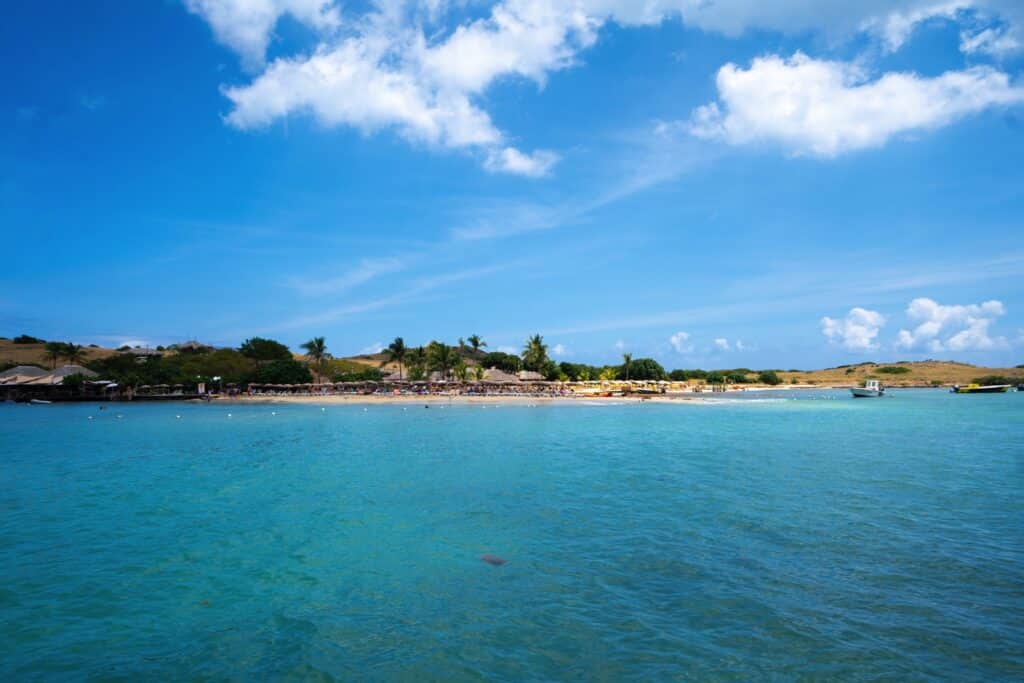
[23, 365, 99, 385]
[483, 368, 520, 384]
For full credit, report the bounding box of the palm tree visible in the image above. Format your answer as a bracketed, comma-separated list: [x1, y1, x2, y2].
[454, 358, 469, 382]
[407, 346, 427, 381]
[622, 353, 633, 381]
[64, 343, 86, 366]
[384, 337, 407, 380]
[428, 342, 456, 380]
[467, 334, 486, 356]
[522, 334, 548, 371]
[43, 341, 64, 369]
[301, 336, 328, 383]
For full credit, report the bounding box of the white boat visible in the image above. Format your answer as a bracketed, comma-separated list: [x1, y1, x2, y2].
[850, 379, 884, 398]
[29, 399, 53, 405]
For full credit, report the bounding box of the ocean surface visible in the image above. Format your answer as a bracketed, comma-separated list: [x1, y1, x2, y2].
[1, 390, 1021, 680]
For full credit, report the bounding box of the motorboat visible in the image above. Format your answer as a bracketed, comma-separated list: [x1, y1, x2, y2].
[850, 379, 884, 398]
[950, 384, 1011, 394]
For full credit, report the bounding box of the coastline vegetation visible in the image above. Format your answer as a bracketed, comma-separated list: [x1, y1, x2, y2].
[3, 332, 1021, 391]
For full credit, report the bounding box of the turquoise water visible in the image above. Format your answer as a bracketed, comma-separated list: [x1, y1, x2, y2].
[1, 390, 1021, 680]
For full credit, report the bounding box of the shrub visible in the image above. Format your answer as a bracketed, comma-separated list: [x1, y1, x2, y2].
[618, 358, 666, 381]
[255, 359, 312, 385]
[13, 335, 44, 344]
[972, 375, 1015, 385]
[239, 337, 292, 362]
[757, 370, 781, 385]
[876, 366, 911, 375]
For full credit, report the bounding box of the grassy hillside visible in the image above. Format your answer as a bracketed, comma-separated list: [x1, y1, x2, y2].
[0, 339, 117, 368]
[781, 361, 1023, 387]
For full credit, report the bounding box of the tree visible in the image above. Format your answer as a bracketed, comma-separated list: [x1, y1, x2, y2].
[758, 370, 782, 385]
[64, 343, 86, 366]
[255, 359, 313, 385]
[620, 358, 665, 381]
[427, 341, 456, 380]
[239, 337, 292, 362]
[14, 334, 45, 344]
[407, 346, 427, 381]
[481, 351, 520, 373]
[598, 366, 618, 381]
[467, 334, 486, 356]
[473, 365, 485, 381]
[622, 353, 633, 381]
[44, 342, 64, 369]
[384, 337, 408, 380]
[62, 373, 87, 396]
[454, 358, 470, 382]
[522, 334, 549, 371]
[300, 337, 328, 383]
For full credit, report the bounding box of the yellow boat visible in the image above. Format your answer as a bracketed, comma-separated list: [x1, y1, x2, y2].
[950, 383, 1011, 394]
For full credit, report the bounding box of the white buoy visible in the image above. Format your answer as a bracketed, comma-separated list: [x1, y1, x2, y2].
[117, 415, 123, 419]
[271, 411, 276, 416]
[87, 416, 94, 420]
[228, 413, 232, 418]
[321, 407, 325, 412]
[176, 415, 181, 419]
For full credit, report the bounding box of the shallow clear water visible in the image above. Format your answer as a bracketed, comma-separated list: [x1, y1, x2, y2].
[1, 390, 1022, 680]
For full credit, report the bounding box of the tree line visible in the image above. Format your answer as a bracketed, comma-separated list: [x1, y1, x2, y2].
[7, 332, 783, 388]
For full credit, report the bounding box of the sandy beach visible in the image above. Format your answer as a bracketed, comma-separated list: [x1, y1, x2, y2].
[216, 392, 761, 406]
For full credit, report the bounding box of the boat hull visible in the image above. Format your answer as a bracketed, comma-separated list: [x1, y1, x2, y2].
[850, 388, 883, 398]
[952, 385, 1011, 394]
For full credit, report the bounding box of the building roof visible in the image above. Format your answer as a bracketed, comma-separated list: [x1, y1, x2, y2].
[0, 365, 47, 381]
[483, 367, 520, 383]
[22, 365, 99, 385]
[122, 346, 161, 356]
[517, 370, 546, 381]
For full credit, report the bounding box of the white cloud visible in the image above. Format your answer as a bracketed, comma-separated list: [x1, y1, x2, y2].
[713, 337, 751, 352]
[497, 344, 518, 354]
[288, 257, 405, 296]
[689, 52, 1024, 157]
[198, 0, 1024, 172]
[185, 0, 340, 68]
[484, 147, 560, 177]
[614, 339, 627, 351]
[896, 297, 1008, 351]
[669, 331, 693, 353]
[359, 341, 385, 354]
[551, 343, 569, 357]
[960, 25, 1022, 56]
[821, 307, 886, 351]
[866, 1, 970, 52]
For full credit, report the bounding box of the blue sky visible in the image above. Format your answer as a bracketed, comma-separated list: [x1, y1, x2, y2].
[2, 0, 1023, 369]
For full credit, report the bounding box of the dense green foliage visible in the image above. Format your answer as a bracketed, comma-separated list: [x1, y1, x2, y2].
[618, 358, 665, 381]
[876, 366, 911, 375]
[521, 334, 549, 372]
[86, 347, 306, 388]
[427, 341, 457, 379]
[480, 351, 522, 373]
[972, 375, 1017, 386]
[239, 337, 293, 362]
[758, 370, 782, 385]
[13, 334, 45, 344]
[384, 337, 407, 379]
[255, 359, 313, 384]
